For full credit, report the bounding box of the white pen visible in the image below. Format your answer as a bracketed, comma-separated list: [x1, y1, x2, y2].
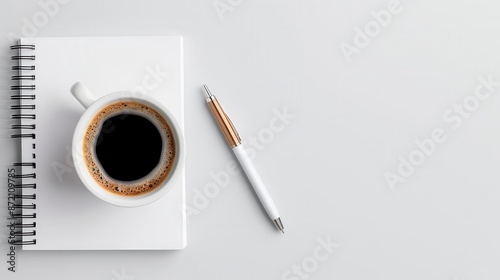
[202, 85, 285, 233]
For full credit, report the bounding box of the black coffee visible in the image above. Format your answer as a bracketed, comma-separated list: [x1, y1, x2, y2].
[83, 101, 176, 196]
[96, 114, 162, 181]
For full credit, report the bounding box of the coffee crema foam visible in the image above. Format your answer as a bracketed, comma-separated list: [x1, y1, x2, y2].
[83, 101, 175, 196]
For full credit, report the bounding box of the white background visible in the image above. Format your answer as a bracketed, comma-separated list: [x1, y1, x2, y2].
[2, 0, 500, 279]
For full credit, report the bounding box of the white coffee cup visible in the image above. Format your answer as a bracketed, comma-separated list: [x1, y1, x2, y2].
[70, 82, 185, 207]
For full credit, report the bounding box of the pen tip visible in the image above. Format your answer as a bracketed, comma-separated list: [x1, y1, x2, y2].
[202, 84, 214, 99]
[273, 218, 284, 234]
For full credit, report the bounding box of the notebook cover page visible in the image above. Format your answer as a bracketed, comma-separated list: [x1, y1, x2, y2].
[20, 36, 185, 250]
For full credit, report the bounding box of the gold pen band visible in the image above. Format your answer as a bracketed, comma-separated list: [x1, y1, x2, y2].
[207, 98, 241, 148]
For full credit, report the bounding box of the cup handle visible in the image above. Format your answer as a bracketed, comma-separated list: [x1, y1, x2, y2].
[70, 82, 95, 109]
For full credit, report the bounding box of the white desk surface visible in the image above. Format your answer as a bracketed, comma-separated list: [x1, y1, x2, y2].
[2, 0, 500, 279]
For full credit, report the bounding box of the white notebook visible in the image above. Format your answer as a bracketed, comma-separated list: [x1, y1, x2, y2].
[10, 36, 186, 250]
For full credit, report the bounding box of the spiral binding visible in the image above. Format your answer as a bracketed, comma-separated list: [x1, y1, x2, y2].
[10, 45, 35, 50]
[13, 222, 36, 228]
[13, 173, 36, 178]
[11, 94, 36, 100]
[11, 85, 36, 90]
[13, 183, 36, 189]
[14, 162, 36, 168]
[12, 114, 36, 119]
[11, 213, 36, 219]
[11, 134, 35, 139]
[11, 105, 35, 110]
[12, 65, 35, 71]
[10, 43, 36, 246]
[15, 194, 36, 199]
[12, 75, 35, 80]
[12, 124, 36, 130]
